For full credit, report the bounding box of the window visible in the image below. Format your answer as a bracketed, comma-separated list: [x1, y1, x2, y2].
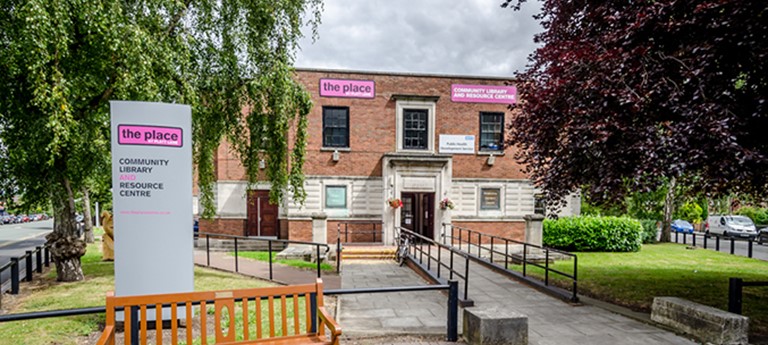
[323, 107, 349, 148]
[395, 99, 436, 152]
[480, 188, 501, 210]
[403, 109, 429, 150]
[325, 185, 347, 209]
[479, 112, 504, 151]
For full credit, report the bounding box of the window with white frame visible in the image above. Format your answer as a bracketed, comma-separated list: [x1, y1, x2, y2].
[325, 185, 347, 209]
[396, 99, 436, 152]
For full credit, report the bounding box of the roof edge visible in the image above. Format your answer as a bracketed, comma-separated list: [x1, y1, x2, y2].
[294, 67, 517, 82]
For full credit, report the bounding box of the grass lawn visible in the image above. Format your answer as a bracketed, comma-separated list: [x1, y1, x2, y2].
[231, 251, 335, 272]
[0, 242, 275, 345]
[514, 243, 768, 340]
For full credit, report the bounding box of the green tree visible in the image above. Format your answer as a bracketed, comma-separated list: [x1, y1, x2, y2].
[0, 0, 321, 281]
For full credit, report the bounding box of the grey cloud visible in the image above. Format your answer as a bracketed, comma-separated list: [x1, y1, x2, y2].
[296, 0, 542, 77]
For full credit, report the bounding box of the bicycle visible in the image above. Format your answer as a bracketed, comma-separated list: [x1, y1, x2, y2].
[395, 229, 410, 266]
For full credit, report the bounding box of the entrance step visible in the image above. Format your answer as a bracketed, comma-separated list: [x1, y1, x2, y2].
[341, 246, 397, 260]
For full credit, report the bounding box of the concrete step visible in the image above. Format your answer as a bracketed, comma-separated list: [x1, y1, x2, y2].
[341, 246, 396, 260]
[342, 254, 395, 260]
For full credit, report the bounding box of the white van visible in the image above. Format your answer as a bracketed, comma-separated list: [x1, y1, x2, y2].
[706, 215, 758, 239]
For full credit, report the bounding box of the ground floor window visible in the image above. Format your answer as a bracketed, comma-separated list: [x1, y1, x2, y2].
[480, 188, 501, 210]
[325, 185, 347, 209]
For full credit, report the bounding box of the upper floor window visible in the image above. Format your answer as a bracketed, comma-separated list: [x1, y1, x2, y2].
[323, 107, 349, 148]
[395, 98, 436, 153]
[403, 109, 429, 150]
[479, 112, 504, 151]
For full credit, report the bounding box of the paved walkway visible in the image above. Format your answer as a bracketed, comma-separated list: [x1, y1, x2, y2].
[340, 254, 699, 345]
[194, 248, 698, 344]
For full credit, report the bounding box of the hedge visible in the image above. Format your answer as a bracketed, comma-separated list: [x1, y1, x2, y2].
[639, 219, 659, 244]
[543, 216, 643, 252]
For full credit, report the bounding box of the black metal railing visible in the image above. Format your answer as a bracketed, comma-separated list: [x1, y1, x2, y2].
[0, 245, 50, 295]
[336, 220, 384, 244]
[396, 227, 473, 306]
[199, 232, 331, 280]
[442, 223, 579, 302]
[0, 282, 461, 342]
[728, 277, 768, 315]
[672, 231, 762, 258]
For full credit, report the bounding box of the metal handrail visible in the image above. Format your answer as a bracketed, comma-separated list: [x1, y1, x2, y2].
[0, 282, 461, 342]
[728, 277, 768, 315]
[442, 223, 578, 302]
[198, 232, 331, 280]
[337, 220, 384, 244]
[396, 226, 472, 303]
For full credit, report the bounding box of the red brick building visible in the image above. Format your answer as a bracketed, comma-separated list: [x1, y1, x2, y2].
[200, 68, 579, 244]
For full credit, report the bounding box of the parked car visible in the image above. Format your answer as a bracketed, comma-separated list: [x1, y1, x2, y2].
[757, 228, 768, 245]
[706, 215, 758, 239]
[671, 219, 694, 234]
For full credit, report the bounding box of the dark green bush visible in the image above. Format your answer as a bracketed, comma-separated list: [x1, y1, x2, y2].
[543, 216, 643, 252]
[639, 219, 659, 244]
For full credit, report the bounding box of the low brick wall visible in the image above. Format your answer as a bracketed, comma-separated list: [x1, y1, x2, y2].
[287, 220, 313, 242]
[199, 218, 246, 236]
[449, 221, 525, 244]
[651, 297, 749, 345]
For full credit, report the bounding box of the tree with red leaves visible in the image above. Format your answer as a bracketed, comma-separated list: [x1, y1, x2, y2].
[504, 0, 767, 241]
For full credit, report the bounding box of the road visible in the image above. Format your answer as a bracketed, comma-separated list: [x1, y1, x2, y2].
[669, 230, 768, 261]
[0, 220, 53, 293]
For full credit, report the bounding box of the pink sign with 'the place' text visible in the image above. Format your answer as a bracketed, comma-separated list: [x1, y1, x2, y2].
[118, 125, 183, 147]
[319, 78, 375, 99]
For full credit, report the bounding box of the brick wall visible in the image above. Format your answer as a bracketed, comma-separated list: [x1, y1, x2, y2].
[327, 220, 384, 244]
[449, 221, 525, 244]
[215, 70, 528, 181]
[287, 220, 313, 242]
[199, 218, 246, 236]
[294, 69, 527, 179]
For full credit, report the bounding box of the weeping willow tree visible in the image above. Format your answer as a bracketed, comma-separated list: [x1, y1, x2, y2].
[0, 0, 321, 281]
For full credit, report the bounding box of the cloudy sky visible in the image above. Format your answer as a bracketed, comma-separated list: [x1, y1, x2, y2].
[295, 0, 543, 77]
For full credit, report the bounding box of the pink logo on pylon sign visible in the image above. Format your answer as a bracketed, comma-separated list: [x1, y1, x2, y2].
[118, 125, 183, 147]
[451, 84, 517, 104]
[319, 79, 375, 98]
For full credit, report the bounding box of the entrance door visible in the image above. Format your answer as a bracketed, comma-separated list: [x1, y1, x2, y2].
[247, 190, 278, 237]
[400, 192, 435, 240]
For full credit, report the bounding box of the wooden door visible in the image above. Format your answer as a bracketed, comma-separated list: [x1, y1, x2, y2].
[247, 190, 278, 237]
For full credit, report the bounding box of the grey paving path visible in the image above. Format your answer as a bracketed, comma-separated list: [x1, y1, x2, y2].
[193, 250, 341, 289]
[340, 253, 699, 345]
[339, 260, 451, 336]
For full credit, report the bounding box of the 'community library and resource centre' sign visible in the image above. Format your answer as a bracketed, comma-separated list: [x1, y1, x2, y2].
[451, 84, 517, 104]
[111, 101, 193, 310]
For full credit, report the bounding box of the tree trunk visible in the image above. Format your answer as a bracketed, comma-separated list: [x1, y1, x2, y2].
[82, 188, 94, 243]
[46, 177, 86, 282]
[659, 177, 677, 243]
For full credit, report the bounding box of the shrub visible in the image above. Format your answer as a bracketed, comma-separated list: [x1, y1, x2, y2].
[736, 206, 768, 226]
[543, 216, 643, 252]
[638, 219, 659, 244]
